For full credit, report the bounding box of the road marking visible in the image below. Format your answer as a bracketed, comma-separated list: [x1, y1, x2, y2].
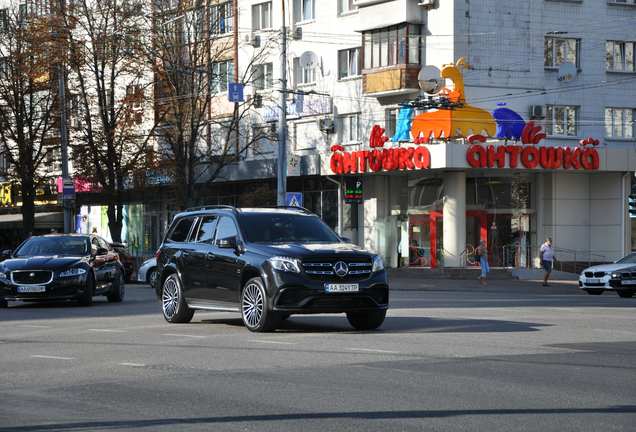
[119, 363, 145, 367]
[89, 329, 128, 333]
[18, 325, 51, 328]
[163, 334, 206, 338]
[248, 340, 295, 345]
[592, 329, 636, 335]
[346, 348, 401, 354]
[30, 355, 76, 360]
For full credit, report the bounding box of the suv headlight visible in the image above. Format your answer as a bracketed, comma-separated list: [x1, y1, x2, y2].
[60, 268, 87, 277]
[610, 271, 621, 279]
[372, 255, 384, 272]
[268, 256, 301, 273]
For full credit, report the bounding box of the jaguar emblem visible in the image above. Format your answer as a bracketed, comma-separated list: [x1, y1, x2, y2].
[333, 261, 348, 277]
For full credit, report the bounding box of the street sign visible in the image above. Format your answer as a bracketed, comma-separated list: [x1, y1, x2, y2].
[288, 156, 300, 177]
[228, 83, 244, 103]
[287, 193, 302, 207]
[62, 178, 75, 200]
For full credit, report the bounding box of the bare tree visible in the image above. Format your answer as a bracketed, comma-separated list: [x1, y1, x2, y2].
[0, 6, 65, 239]
[149, 0, 278, 211]
[61, 0, 155, 242]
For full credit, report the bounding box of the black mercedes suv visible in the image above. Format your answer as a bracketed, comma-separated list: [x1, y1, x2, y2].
[156, 206, 389, 332]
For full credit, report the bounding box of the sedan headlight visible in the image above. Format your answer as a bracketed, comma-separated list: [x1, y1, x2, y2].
[372, 255, 385, 272]
[60, 268, 87, 277]
[268, 256, 301, 273]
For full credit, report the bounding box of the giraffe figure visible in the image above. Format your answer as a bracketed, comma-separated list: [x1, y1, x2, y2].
[411, 58, 496, 141]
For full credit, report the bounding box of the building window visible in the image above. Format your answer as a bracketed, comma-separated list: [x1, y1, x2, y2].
[252, 2, 272, 30]
[338, 0, 357, 15]
[605, 108, 635, 138]
[544, 37, 580, 68]
[338, 48, 361, 79]
[606, 41, 635, 72]
[253, 63, 273, 90]
[363, 24, 421, 69]
[293, 57, 316, 86]
[293, 0, 314, 23]
[212, 60, 234, 92]
[338, 113, 361, 143]
[385, 108, 400, 139]
[546, 105, 578, 136]
[210, 1, 233, 35]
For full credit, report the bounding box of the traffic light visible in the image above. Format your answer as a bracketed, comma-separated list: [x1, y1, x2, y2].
[629, 194, 636, 216]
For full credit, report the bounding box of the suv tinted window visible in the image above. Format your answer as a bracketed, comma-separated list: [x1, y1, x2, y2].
[215, 216, 238, 242]
[168, 217, 197, 242]
[194, 215, 218, 243]
[241, 213, 340, 243]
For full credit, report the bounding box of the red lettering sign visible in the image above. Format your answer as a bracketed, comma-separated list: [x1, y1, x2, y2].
[330, 146, 431, 174]
[465, 145, 598, 171]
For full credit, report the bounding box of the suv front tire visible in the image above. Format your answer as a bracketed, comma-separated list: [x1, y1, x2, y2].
[241, 277, 281, 332]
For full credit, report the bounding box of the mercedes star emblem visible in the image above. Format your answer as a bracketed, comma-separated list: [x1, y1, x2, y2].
[333, 261, 348, 277]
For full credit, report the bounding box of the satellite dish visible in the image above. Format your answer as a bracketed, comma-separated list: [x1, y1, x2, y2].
[418, 66, 443, 94]
[299, 51, 319, 70]
[557, 61, 577, 83]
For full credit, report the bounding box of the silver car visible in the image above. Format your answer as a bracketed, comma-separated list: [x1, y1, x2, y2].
[579, 252, 636, 295]
[137, 258, 157, 289]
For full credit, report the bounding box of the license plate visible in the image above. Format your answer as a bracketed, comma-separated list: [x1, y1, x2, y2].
[621, 280, 636, 285]
[586, 279, 600, 284]
[18, 286, 46, 293]
[325, 283, 359, 293]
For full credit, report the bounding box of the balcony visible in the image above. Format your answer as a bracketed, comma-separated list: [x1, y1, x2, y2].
[362, 64, 421, 98]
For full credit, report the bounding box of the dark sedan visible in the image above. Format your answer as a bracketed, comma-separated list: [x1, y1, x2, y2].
[0, 234, 125, 308]
[606, 265, 636, 298]
[110, 242, 134, 283]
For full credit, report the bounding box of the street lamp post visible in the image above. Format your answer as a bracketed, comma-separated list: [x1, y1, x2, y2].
[277, 2, 287, 206]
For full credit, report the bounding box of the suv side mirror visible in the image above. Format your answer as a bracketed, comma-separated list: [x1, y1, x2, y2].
[95, 247, 109, 256]
[340, 236, 352, 244]
[218, 236, 238, 249]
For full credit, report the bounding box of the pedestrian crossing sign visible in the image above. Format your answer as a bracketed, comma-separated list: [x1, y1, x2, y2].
[286, 193, 302, 207]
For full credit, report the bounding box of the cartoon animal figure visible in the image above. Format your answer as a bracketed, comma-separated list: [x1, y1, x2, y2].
[492, 104, 526, 140]
[411, 58, 497, 140]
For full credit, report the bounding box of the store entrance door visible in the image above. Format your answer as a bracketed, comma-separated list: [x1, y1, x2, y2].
[429, 211, 487, 269]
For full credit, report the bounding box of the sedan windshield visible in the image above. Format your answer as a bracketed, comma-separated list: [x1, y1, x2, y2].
[616, 253, 636, 264]
[241, 214, 341, 244]
[14, 237, 90, 257]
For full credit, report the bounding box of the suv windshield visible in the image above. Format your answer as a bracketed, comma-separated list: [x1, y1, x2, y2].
[14, 237, 90, 257]
[240, 213, 341, 244]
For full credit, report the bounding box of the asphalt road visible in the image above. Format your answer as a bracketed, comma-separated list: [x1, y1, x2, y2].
[1, 282, 635, 431]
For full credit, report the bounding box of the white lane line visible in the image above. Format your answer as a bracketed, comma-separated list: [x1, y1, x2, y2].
[120, 363, 145, 367]
[248, 340, 295, 345]
[592, 329, 636, 335]
[163, 334, 206, 338]
[89, 329, 128, 333]
[346, 348, 401, 354]
[18, 325, 51, 328]
[30, 355, 76, 360]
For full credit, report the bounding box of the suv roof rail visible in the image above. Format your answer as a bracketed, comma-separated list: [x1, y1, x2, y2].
[260, 206, 313, 215]
[184, 205, 238, 214]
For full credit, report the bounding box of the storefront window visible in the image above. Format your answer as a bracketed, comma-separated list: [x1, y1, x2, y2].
[407, 177, 443, 267]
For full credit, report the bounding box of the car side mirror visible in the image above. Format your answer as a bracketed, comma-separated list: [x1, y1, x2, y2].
[340, 236, 352, 244]
[96, 247, 109, 256]
[218, 236, 238, 249]
[2, 249, 11, 258]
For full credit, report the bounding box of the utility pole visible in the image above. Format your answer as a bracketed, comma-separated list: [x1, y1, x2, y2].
[58, 0, 72, 233]
[277, 2, 287, 206]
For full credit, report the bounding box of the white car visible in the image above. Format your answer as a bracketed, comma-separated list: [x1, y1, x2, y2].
[137, 258, 157, 289]
[579, 252, 636, 296]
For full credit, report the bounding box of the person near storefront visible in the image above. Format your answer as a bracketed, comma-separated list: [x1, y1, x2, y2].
[476, 238, 489, 285]
[539, 237, 556, 287]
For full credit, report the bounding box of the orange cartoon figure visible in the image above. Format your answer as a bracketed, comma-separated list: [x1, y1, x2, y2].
[411, 58, 496, 141]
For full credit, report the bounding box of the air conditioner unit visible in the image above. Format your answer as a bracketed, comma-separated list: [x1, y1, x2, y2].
[251, 94, 262, 108]
[317, 118, 334, 132]
[244, 34, 260, 48]
[291, 26, 302, 40]
[530, 105, 545, 120]
[418, 0, 435, 8]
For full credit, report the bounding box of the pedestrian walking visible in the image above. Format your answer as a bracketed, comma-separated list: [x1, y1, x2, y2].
[476, 238, 489, 284]
[539, 237, 556, 287]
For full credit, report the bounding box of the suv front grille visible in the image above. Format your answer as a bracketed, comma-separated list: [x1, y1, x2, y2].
[302, 259, 372, 281]
[11, 270, 54, 285]
[620, 271, 636, 278]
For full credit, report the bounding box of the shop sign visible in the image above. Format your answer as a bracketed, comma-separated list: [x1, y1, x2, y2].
[0, 183, 11, 206]
[263, 97, 332, 122]
[331, 146, 431, 174]
[466, 144, 600, 170]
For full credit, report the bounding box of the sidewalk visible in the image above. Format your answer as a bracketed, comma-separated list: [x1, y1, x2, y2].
[387, 272, 583, 295]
